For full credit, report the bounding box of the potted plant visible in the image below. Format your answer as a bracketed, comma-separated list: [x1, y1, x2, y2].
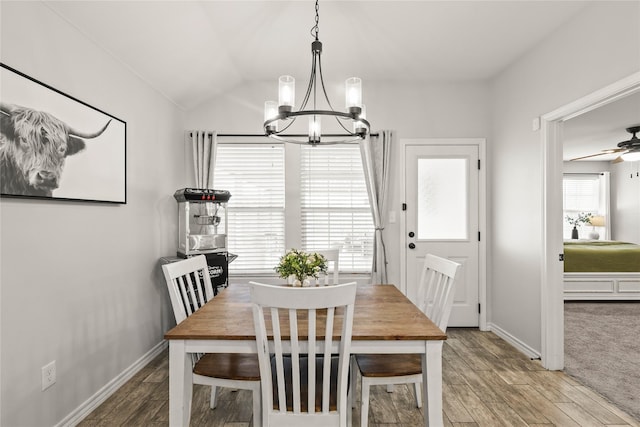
[565, 212, 593, 239]
[275, 249, 328, 287]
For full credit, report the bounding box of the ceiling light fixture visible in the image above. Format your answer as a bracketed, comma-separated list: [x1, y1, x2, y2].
[263, 0, 370, 145]
[621, 149, 640, 161]
[619, 126, 640, 161]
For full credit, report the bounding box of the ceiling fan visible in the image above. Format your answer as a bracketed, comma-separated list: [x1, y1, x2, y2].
[570, 125, 640, 162]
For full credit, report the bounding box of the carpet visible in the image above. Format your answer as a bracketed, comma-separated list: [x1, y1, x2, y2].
[564, 301, 640, 420]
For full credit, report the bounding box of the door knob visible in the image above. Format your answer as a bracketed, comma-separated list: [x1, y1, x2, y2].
[408, 243, 416, 249]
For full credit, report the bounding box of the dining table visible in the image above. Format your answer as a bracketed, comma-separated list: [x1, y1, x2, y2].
[164, 283, 447, 426]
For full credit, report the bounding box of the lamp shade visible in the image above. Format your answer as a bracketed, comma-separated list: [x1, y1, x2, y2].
[345, 77, 362, 110]
[309, 115, 321, 144]
[621, 150, 640, 161]
[278, 75, 295, 109]
[264, 101, 278, 132]
[589, 215, 605, 227]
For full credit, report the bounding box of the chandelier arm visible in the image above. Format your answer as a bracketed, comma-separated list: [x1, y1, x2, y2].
[279, 117, 296, 133]
[264, 112, 369, 134]
[316, 54, 336, 112]
[286, 110, 355, 120]
[334, 115, 354, 134]
[298, 53, 316, 112]
[269, 134, 362, 145]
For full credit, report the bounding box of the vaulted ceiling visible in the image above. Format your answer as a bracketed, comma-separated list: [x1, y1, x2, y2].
[43, 1, 638, 160]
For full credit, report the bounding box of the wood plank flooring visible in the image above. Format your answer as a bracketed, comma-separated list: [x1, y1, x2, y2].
[78, 328, 639, 426]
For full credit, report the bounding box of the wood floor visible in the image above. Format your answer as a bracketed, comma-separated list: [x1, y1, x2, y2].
[78, 328, 640, 426]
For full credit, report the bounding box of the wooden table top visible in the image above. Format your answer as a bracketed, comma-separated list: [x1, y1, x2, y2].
[164, 283, 446, 342]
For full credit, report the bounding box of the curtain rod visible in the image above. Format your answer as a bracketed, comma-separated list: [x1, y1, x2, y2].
[189, 132, 379, 138]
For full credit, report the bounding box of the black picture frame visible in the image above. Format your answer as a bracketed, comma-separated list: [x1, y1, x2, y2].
[0, 63, 127, 204]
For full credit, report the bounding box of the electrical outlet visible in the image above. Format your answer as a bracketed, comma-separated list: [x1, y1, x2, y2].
[42, 361, 56, 391]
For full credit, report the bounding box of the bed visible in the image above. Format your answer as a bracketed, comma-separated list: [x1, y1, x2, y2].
[563, 240, 640, 300]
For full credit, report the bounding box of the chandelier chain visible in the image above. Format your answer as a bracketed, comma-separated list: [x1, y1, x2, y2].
[311, 0, 320, 40]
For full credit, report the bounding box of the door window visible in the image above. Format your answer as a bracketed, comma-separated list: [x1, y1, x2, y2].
[417, 158, 468, 240]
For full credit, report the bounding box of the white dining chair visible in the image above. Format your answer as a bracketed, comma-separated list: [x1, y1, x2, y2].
[249, 281, 357, 427]
[313, 248, 340, 285]
[351, 254, 461, 427]
[162, 255, 262, 426]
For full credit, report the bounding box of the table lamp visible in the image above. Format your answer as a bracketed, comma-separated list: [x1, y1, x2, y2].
[588, 215, 605, 240]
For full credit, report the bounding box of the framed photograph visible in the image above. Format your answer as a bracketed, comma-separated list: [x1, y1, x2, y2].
[1, 63, 126, 204]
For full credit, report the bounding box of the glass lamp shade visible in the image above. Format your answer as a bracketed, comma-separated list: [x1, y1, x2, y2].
[264, 101, 279, 132]
[278, 75, 295, 110]
[345, 77, 362, 111]
[309, 116, 321, 144]
[621, 150, 640, 161]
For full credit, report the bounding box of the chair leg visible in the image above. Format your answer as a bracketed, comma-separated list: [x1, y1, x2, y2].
[209, 385, 217, 409]
[350, 356, 357, 409]
[360, 378, 370, 427]
[252, 388, 262, 427]
[413, 381, 422, 408]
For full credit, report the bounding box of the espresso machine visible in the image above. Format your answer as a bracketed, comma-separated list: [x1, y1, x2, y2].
[172, 188, 234, 294]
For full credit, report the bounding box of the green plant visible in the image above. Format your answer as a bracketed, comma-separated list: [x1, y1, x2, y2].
[565, 212, 593, 227]
[275, 249, 328, 283]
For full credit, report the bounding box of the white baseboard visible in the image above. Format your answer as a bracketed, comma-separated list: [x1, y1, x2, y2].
[57, 340, 168, 427]
[487, 323, 541, 360]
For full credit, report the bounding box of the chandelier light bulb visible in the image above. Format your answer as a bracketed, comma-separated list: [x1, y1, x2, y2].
[278, 75, 295, 111]
[345, 77, 362, 112]
[309, 116, 321, 144]
[264, 101, 279, 132]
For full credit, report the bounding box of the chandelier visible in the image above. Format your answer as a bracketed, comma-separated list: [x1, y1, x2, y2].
[263, 0, 370, 145]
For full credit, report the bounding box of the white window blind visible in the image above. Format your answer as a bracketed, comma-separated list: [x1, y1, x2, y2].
[214, 144, 285, 272]
[300, 145, 374, 272]
[563, 176, 599, 212]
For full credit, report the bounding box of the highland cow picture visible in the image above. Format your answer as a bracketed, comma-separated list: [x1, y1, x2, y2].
[0, 64, 126, 203]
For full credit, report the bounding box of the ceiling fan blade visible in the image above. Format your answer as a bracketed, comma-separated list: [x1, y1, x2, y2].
[569, 148, 626, 161]
[612, 156, 625, 164]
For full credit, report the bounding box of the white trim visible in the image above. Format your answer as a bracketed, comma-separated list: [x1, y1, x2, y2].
[564, 272, 640, 300]
[400, 138, 488, 331]
[539, 71, 640, 370]
[488, 322, 541, 360]
[56, 341, 168, 427]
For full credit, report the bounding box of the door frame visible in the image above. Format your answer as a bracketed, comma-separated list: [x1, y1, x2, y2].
[540, 71, 640, 370]
[400, 138, 487, 331]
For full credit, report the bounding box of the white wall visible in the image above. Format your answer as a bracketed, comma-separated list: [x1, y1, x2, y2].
[562, 161, 610, 174]
[490, 1, 640, 352]
[186, 81, 491, 289]
[0, 2, 186, 425]
[610, 161, 640, 243]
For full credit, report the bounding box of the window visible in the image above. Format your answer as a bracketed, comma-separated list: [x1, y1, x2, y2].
[563, 173, 609, 239]
[300, 145, 373, 271]
[214, 144, 285, 272]
[216, 140, 373, 274]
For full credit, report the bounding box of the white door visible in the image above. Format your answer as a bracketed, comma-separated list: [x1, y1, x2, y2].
[404, 144, 480, 327]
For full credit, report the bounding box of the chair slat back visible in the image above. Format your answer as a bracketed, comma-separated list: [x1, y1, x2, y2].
[162, 255, 214, 324]
[314, 249, 340, 285]
[249, 282, 357, 426]
[418, 254, 461, 331]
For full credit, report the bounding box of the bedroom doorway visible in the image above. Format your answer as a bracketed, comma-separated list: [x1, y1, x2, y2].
[540, 71, 640, 370]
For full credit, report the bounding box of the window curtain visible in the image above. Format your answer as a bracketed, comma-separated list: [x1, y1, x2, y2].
[359, 130, 394, 284]
[190, 130, 217, 189]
